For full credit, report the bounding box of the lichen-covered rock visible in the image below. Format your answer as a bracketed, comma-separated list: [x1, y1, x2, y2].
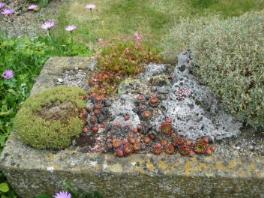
[118, 78, 149, 95]
[14, 86, 86, 149]
[148, 74, 170, 87]
[152, 51, 242, 140]
[109, 94, 140, 129]
[108, 52, 241, 141]
[140, 63, 166, 81]
[56, 69, 89, 90]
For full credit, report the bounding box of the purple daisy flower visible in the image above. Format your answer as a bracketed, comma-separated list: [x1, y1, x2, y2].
[1, 8, 15, 16]
[2, 69, 14, 80]
[0, 2, 5, 9]
[65, 25, 77, 32]
[53, 191, 72, 198]
[28, 4, 39, 11]
[41, 20, 55, 30]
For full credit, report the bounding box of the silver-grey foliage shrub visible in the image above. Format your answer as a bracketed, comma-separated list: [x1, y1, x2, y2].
[164, 11, 264, 129]
[162, 16, 219, 59]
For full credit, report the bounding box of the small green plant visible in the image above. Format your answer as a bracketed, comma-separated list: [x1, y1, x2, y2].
[14, 86, 86, 149]
[0, 172, 16, 198]
[91, 36, 161, 96]
[98, 38, 161, 76]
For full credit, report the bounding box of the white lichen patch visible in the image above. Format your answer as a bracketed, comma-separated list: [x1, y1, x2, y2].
[152, 51, 241, 140]
[109, 94, 140, 129]
[88, 161, 98, 167]
[47, 166, 54, 173]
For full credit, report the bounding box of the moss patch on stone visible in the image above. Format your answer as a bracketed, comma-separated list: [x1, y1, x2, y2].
[14, 86, 86, 150]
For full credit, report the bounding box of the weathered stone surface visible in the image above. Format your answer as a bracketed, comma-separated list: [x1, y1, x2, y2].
[152, 51, 241, 140]
[118, 78, 150, 95]
[110, 94, 140, 129]
[30, 57, 96, 96]
[1, 133, 264, 197]
[1, 57, 263, 197]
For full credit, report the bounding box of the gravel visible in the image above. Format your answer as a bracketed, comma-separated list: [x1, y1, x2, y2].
[0, 0, 63, 38]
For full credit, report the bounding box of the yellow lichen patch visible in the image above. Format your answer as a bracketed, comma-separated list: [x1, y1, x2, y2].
[130, 159, 146, 174]
[108, 163, 123, 173]
[157, 160, 169, 173]
[227, 160, 239, 170]
[184, 160, 193, 176]
[47, 153, 55, 161]
[146, 160, 155, 172]
[215, 161, 226, 171]
[184, 157, 218, 176]
[196, 162, 208, 173]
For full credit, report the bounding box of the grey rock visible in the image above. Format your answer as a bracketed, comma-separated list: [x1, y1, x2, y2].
[152, 52, 241, 140]
[140, 63, 166, 81]
[62, 69, 88, 90]
[86, 101, 93, 110]
[118, 78, 149, 95]
[56, 78, 64, 85]
[104, 99, 112, 107]
[109, 94, 140, 129]
[148, 75, 170, 86]
[30, 57, 95, 96]
[156, 86, 170, 94]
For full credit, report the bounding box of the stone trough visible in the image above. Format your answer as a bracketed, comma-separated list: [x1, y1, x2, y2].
[0, 57, 263, 197]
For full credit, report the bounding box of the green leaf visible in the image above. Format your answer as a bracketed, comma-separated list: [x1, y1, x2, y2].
[35, 194, 50, 198]
[0, 183, 9, 193]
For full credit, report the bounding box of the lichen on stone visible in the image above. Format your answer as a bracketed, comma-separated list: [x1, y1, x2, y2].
[152, 51, 242, 140]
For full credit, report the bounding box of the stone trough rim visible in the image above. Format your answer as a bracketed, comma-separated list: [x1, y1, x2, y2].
[1, 133, 263, 179]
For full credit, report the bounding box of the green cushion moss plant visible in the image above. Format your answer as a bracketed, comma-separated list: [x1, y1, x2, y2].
[14, 86, 86, 149]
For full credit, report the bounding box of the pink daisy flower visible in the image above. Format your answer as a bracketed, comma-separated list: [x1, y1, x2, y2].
[53, 191, 71, 198]
[41, 20, 55, 30]
[28, 4, 39, 11]
[65, 25, 77, 32]
[85, 3, 96, 10]
[1, 8, 15, 16]
[0, 2, 5, 9]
